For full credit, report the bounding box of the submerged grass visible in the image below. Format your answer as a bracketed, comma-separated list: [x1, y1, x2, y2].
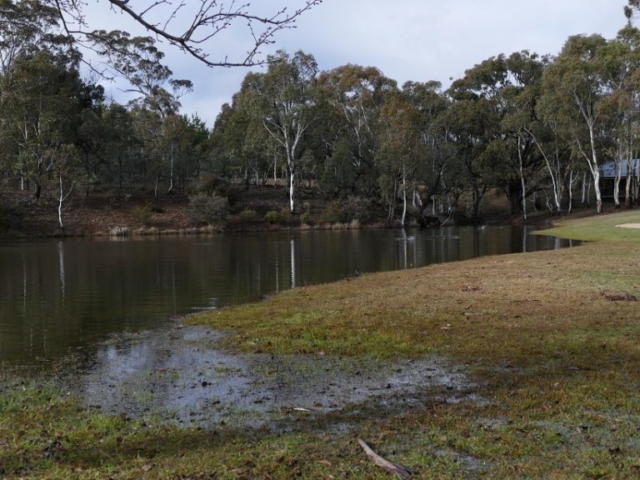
[3, 210, 640, 478]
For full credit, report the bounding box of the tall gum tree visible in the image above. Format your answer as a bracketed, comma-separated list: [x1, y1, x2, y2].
[377, 94, 421, 225]
[0, 0, 67, 74]
[403, 81, 454, 215]
[598, 25, 640, 208]
[0, 50, 84, 199]
[215, 72, 278, 188]
[499, 52, 548, 220]
[542, 35, 610, 213]
[317, 65, 398, 197]
[260, 50, 319, 213]
[104, 34, 193, 196]
[448, 52, 546, 219]
[448, 64, 504, 219]
[526, 102, 577, 214]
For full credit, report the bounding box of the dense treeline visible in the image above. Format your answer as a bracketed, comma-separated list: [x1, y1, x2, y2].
[215, 29, 640, 224]
[2, 1, 640, 230]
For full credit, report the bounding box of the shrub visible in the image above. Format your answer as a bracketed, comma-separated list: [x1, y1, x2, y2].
[239, 208, 259, 223]
[264, 209, 289, 225]
[189, 193, 229, 227]
[320, 196, 373, 225]
[300, 212, 312, 225]
[193, 175, 240, 207]
[320, 201, 344, 224]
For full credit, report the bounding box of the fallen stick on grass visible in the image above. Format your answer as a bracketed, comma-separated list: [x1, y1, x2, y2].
[357, 438, 412, 478]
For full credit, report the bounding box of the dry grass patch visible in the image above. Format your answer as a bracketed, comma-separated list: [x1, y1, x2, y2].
[192, 242, 640, 370]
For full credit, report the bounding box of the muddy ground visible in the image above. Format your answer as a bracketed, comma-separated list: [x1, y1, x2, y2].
[72, 322, 479, 433]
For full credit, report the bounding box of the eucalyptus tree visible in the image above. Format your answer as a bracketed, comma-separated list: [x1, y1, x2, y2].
[444, 104, 489, 219]
[51, 143, 83, 230]
[402, 80, 454, 214]
[377, 94, 421, 224]
[596, 25, 640, 208]
[103, 34, 193, 196]
[317, 65, 398, 198]
[0, 49, 85, 199]
[209, 103, 237, 178]
[75, 83, 110, 195]
[619, 26, 640, 206]
[0, 0, 66, 74]
[259, 50, 319, 213]
[212, 72, 279, 187]
[100, 102, 139, 196]
[449, 52, 546, 219]
[499, 52, 548, 219]
[447, 61, 505, 219]
[526, 101, 577, 214]
[541, 35, 610, 213]
[626, 1, 640, 22]
[179, 114, 210, 187]
[130, 105, 164, 197]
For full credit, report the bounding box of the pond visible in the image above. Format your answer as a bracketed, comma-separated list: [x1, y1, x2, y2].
[0, 226, 576, 365]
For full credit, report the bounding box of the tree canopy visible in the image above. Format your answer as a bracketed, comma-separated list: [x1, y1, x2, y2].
[1, 1, 639, 229]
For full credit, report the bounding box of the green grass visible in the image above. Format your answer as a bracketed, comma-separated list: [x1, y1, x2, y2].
[3, 212, 640, 478]
[536, 210, 640, 241]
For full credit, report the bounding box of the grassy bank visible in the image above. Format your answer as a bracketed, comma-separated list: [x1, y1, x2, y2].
[3, 211, 640, 478]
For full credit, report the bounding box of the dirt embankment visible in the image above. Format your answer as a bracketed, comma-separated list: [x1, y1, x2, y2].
[1, 184, 609, 237]
[1, 186, 299, 237]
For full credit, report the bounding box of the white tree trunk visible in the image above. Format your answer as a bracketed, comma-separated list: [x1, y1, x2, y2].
[399, 165, 408, 226]
[56, 173, 74, 231]
[568, 170, 577, 214]
[518, 136, 527, 222]
[592, 167, 602, 213]
[168, 150, 174, 194]
[289, 167, 296, 214]
[613, 160, 621, 209]
[586, 124, 602, 213]
[625, 157, 633, 208]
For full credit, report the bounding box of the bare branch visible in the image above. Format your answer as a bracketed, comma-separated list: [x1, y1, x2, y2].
[95, 0, 323, 67]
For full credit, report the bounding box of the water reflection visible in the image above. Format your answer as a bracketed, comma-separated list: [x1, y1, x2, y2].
[0, 227, 576, 364]
[78, 325, 474, 430]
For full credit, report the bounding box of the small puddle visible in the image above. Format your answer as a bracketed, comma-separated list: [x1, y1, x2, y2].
[74, 323, 477, 431]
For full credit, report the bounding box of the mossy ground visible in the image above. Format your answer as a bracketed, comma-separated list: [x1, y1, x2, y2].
[2, 211, 640, 478]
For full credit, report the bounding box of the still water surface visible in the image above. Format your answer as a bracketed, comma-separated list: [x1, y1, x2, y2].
[0, 226, 576, 364]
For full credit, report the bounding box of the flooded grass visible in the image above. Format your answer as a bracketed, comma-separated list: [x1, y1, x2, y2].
[2, 211, 640, 478]
[73, 325, 475, 431]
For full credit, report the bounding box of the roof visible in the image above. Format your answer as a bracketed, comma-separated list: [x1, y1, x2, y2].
[600, 160, 640, 178]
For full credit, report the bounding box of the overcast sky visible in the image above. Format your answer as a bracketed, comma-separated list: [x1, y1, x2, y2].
[88, 0, 629, 127]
